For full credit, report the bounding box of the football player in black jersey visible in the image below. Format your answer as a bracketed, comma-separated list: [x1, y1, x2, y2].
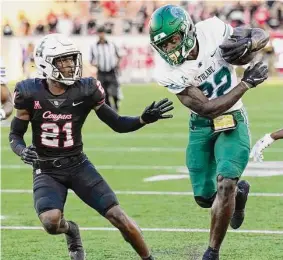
[9, 34, 174, 260]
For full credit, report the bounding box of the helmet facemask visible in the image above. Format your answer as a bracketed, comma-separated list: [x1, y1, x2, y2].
[151, 21, 196, 66]
[46, 52, 82, 86]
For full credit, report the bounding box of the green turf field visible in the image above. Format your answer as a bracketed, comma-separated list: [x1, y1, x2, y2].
[1, 82, 283, 260]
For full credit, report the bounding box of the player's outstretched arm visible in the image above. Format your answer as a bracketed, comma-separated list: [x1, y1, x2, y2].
[250, 129, 283, 162]
[219, 27, 269, 63]
[271, 129, 283, 140]
[177, 62, 268, 119]
[1, 84, 13, 120]
[95, 98, 174, 133]
[9, 109, 38, 165]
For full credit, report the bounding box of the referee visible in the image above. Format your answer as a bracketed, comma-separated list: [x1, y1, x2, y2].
[90, 26, 121, 111]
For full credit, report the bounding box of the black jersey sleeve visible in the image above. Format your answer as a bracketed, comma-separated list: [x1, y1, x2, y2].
[13, 80, 34, 111]
[78, 77, 105, 108]
[91, 78, 105, 107]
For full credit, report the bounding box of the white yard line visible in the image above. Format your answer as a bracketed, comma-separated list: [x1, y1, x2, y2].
[1, 226, 283, 235]
[2, 164, 283, 178]
[1, 146, 185, 152]
[1, 189, 283, 197]
[1, 133, 189, 139]
[1, 146, 283, 152]
[0, 165, 180, 170]
[2, 161, 283, 171]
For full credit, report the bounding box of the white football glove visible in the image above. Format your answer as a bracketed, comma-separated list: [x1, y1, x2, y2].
[250, 133, 275, 162]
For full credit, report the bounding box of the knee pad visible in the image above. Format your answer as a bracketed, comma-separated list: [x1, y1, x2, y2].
[194, 193, 216, 208]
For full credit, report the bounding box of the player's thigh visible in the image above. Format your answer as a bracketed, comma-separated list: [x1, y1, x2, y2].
[187, 125, 217, 198]
[215, 121, 250, 179]
[70, 160, 119, 216]
[33, 172, 68, 215]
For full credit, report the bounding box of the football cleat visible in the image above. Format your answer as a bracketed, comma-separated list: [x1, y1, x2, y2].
[230, 180, 250, 229]
[202, 248, 219, 260]
[69, 250, 86, 260]
[65, 221, 86, 260]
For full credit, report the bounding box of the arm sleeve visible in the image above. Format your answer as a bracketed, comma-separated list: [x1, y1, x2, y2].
[9, 117, 29, 156]
[222, 21, 233, 40]
[209, 16, 233, 43]
[160, 82, 187, 94]
[95, 103, 145, 133]
[153, 54, 198, 94]
[210, 16, 233, 41]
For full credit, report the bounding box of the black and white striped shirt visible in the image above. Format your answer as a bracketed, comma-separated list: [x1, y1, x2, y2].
[90, 40, 120, 72]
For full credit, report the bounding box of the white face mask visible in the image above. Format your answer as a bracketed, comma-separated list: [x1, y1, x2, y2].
[44, 52, 82, 85]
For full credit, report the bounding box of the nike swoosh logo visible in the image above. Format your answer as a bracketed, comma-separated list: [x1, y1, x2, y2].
[10, 140, 13, 144]
[72, 101, 84, 106]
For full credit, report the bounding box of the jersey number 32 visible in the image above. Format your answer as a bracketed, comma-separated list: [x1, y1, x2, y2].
[199, 67, 232, 98]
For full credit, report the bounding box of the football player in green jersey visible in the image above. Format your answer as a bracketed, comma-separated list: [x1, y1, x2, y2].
[149, 5, 269, 260]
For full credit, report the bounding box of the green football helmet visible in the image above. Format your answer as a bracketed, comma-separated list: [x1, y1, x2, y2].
[149, 5, 196, 66]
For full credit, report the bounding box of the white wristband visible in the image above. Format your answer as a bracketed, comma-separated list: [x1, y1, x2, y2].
[241, 81, 251, 90]
[264, 133, 275, 146]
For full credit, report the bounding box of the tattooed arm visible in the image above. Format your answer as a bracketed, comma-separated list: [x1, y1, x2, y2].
[271, 129, 283, 140]
[177, 82, 248, 119]
[176, 61, 268, 119]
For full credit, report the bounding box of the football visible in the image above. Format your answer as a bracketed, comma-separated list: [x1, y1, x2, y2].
[221, 37, 257, 66]
[230, 51, 257, 66]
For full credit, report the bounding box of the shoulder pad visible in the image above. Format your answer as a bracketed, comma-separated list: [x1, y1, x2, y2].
[14, 79, 39, 110]
[15, 79, 38, 99]
[76, 77, 96, 97]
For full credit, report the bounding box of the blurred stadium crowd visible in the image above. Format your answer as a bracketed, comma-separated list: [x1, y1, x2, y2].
[1, 0, 283, 82]
[2, 1, 283, 36]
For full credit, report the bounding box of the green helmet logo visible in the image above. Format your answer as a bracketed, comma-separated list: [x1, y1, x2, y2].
[149, 5, 196, 66]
